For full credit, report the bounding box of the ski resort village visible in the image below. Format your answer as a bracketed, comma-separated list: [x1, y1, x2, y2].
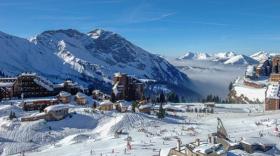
[1, 1, 280, 154]
[0, 51, 279, 156]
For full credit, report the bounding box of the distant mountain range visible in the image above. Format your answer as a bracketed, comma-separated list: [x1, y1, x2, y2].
[0, 29, 199, 98]
[177, 51, 274, 65]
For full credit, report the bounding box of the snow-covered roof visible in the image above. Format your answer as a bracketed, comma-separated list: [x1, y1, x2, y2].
[266, 83, 280, 99]
[59, 91, 71, 97]
[23, 97, 58, 102]
[44, 104, 70, 112]
[164, 104, 185, 111]
[192, 142, 225, 155]
[33, 78, 54, 91]
[116, 100, 131, 107]
[139, 104, 152, 109]
[20, 72, 36, 76]
[114, 72, 124, 77]
[100, 100, 113, 106]
[76, 92, 86, 98]
[0, 82, 14, 87]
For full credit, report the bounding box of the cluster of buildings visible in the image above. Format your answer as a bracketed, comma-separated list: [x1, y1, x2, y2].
[0, 73, 85, 100]
[264, 55, 280, 111]
[243, 55, 280, 111]
[168, 118, 273, 156]
[244, 55, 280, 88]
[0, 72, 147, 122]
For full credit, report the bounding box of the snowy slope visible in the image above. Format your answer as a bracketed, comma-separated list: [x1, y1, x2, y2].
[0, 29, 197, 96]
[250, 51, 270, 62]
[224, 54, 258, 65]
[4, 103, 279, 156]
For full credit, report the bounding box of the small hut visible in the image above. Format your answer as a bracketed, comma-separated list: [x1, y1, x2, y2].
[139, 104, 152, 114]
[21, 104, 69, 122]
[99, 100, 114, 111]
[116, 100, 131, 112]
[75, 92, 87, 105]
[44, 104, 69, 121]
[58, 91, 71, 104]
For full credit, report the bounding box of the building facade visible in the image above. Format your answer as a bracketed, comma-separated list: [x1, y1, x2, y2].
[0, 73, 87, 100]
[112, 73, 144, 101]
[265, 82, 280, 111]
[270, 55, 280, 82]
[13, 73, 57, 98]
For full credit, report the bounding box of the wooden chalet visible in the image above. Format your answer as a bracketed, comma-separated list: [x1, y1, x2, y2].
[75, 92, 87, 105]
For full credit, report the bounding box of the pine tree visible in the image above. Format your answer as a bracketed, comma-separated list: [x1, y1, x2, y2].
[132, 101, 138, 112]
[110, 92, 116, 103]
[157, 92, 166, 119]
[157, 102, 165, 119]
[9, 111, 16, 120]
[228, 82, 233, 91]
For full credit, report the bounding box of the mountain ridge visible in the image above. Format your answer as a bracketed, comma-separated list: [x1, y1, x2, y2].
[176, 51, 272, 65]
[0, 29, 199, 98]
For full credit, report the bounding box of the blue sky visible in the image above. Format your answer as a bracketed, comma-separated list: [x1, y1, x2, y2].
[1, 0, 280, 56]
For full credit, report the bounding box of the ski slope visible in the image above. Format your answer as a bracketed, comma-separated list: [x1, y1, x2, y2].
[0, 102, 278, 156]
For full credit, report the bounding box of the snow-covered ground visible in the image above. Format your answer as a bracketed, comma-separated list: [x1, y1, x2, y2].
[232, 77, 266, 103]
[0, 102, 280, 156]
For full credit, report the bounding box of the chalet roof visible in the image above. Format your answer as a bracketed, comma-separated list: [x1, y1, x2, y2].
[33, 76, 54, 91]
[100, 100, 113, 106]
[23, 97, 58, 102]
[139, 104, 152, 109]
[266, 82, 280, 99]
[59, 91, 71, 97]
[0, 82, 14, 87]
[76, 92, 87, 98]
[44, 104, 70, 113]
[20, 72, 37, 76]
[164, 104, 184, 111]
[191, 142, 225, 155]
[116, 100, 131, 107]
[92, 90, 101, 94]
[114, 72, 126, 77]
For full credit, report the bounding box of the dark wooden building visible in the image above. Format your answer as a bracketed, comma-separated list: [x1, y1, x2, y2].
[112, 73, 144, 101]
[13, 73, 58, 98]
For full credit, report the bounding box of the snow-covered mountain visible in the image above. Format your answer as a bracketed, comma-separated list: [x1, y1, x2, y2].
[196, 52, 211, 60]
[224, 54, 258, 65]
[0, 29, 198, 97]
[177, 52, 196, 60]
[177, 51, 262, 65]
[177, 52, 211, 60]
[213, 52, 236, 62]
[250, 51, 270, 62]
